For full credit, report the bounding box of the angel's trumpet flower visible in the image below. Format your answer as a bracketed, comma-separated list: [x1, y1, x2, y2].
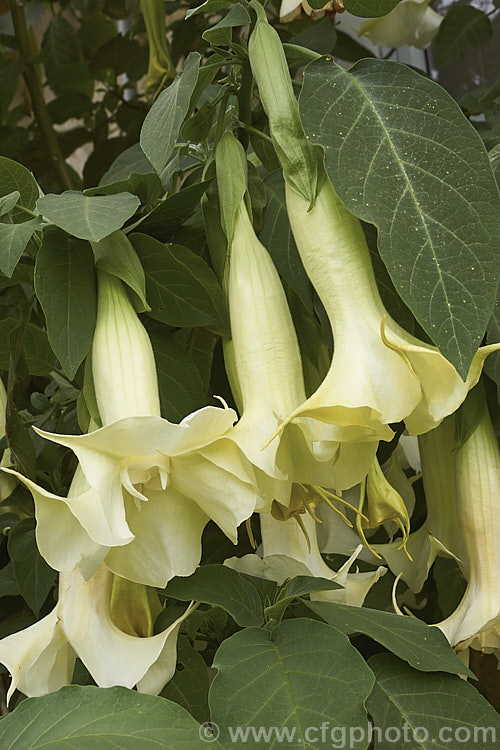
[248, 5, 496, 447]
[4, 271, 262, 587]
[0, 563, 194, 703]
[373, 415, 466, 592]
[226, 485, 385, 606]
[434, 385, 500, 654]
[358, 0, 443, 50]
[220, 137, 377, 505]
[141, 0, 176, 95]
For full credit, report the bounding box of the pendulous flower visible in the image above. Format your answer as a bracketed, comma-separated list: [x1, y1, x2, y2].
[358, 0, 443, 50]
[0, 563, 194, 702]
[4, 271, 263, 587]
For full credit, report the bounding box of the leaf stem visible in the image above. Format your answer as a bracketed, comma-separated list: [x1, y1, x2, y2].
[9, 0, 73, 191]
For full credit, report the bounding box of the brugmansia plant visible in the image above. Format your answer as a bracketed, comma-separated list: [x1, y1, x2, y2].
[0, 0, 499, 745]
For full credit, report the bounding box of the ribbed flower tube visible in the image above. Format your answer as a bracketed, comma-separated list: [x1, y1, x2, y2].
[93, 270, 161, 424]
[435, 386, 500, 653]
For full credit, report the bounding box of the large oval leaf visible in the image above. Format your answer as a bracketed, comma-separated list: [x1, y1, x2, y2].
[36, 191, 140, 242]
[0, 685, 214, 749]
[35, 227, 97, 378]
[210, 618, 374, 749]
[300, 57, 500, 377]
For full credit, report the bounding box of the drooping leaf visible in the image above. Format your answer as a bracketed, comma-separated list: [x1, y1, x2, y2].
[7, 518, 57, 615]
[0, 190, 20, 216]
[165, 564, 266, 627]
[36, 191, 140, 242]
[202, 4, 251, 46]
[210, 618, 374, 749]
[140, 52, 201, 174]
[434, 5, 493, 67]
[307, 601, 472, 678]
[130, 233, 228, 332]
[135, 181, 210, 241]
[367, 654, 500, 750]
[99, 143, 154, 185]
[300, 57, 500, 377]
[0, 685, 217, 749]
[85, 172, 163, 207]
[35, 227, 97, 378]
[0, 156, 39, 223]
[0, 217, 42, 277]
[149, 330, 207, 422]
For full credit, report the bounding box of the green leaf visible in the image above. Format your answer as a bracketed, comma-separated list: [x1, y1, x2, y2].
[367, 654, 500, 750]
[0, 190, 20, 216]
[42, 15, 82, 89]
[0, 318, 17, 369]
[161, 636, 210, 723]
[92, 230, 149, 312]
[90, 35, 147, 80]
[0, 560, 20, 598]
[36, 191, 140, 242]
[210, 618, 374, 749]
[135, 181, 210, 241]
[435, 5, 493, 67]
[260, 171, 313, 311]
[0, 217, 42, 277]
[165, 564, 266, 627]
[23, 323, 58, 376]
[307, 601, 472, 678]
[202, 4, 251, 46]
[300, 58, 500, 377]
[86, 173, 163, 207]
[35, 228, 97, 379]
[343, 0, 402, 16]
[149, 330, 207, 421]
[7, 518, 57, 615]
[265, 575, 342, 622]
[131, 233, 228, 331]
[0, 685, 218, 749]
[290, 17, 337, 55]
[100, 143, 154, 185]
[185, 0, 235, 19]
[0, 156, 39, 223]
[140, 52, 201, 174]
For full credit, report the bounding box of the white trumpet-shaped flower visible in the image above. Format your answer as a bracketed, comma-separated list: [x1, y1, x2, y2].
[0, 563, 194, 703]
[4, 271, 262, 587]
[358, 0, 442, 50]
[279, 0, 340, 23]
[273, 178, 497, 445]
[226, 497, 385, 606]
[373, 415, 466, 593]
[434, 386, 500, 653]
[224, 195, 377, 507]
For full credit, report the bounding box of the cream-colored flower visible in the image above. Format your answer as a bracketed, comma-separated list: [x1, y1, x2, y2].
[272, 177, 497, 445]
[359, 0, 442, 50]
[279, 0, 338, 23]
[225, 197, 377, 507]
[4, 271, 262, 587]
[226, 500, 385, 606]
[434, 386, 500, 653]
[0, 564, 194, 703]
[373, 414, 466, 593]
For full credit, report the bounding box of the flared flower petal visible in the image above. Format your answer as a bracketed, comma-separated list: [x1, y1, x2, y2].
[277, 178, 498, 443]
[0, 610, 75, 703]
[359, 0, 442, 50]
